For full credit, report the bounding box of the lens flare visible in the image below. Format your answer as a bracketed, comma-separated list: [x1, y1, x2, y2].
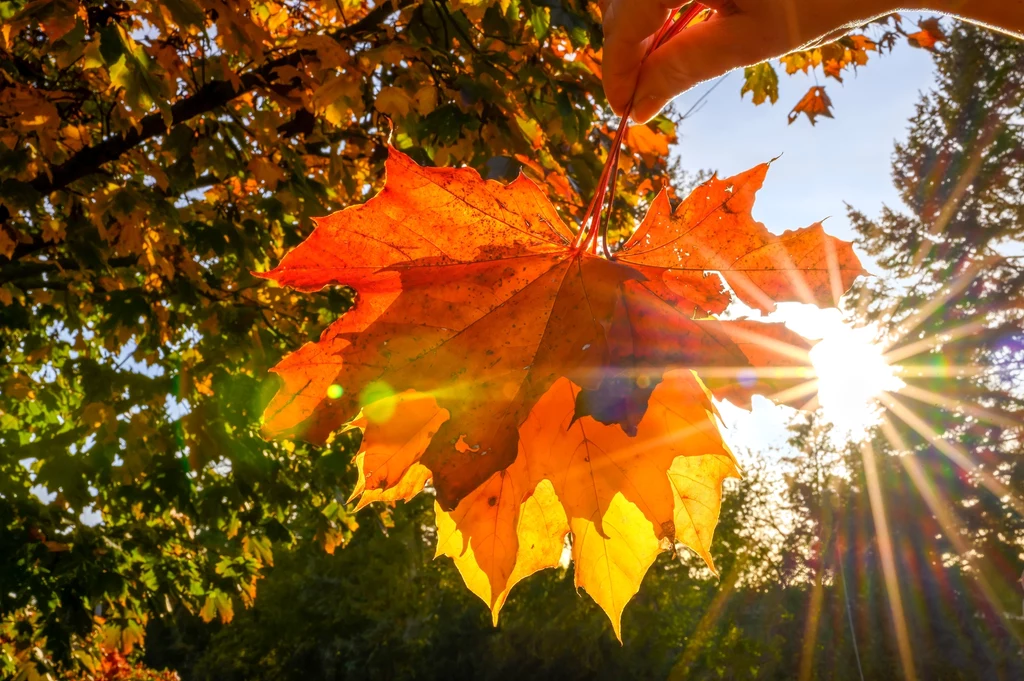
[775, 305, 902, 434]
[811, 323, 902, 432]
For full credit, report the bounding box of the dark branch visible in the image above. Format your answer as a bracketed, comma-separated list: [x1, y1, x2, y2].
[0, 256, 140, 285]
[26, 0, 415, 200]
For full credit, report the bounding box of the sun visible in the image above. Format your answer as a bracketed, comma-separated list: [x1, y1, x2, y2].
[810, 320, 903, 433]
[779, 305, 903, 434]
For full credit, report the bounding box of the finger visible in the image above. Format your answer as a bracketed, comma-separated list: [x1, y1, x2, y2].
[631, 14, 774, 122]
[602, 0, 679, 115]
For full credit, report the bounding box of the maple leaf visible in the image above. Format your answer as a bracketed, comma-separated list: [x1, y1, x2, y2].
[780, 50, 821, 75]
[907, 17, 947, 51]
[788, 86, 835, 126]
[624, 123, 673, 168]
[259, 147, 864, 510]
[741, 62, 779, 106]
[778, 34, 874, 107]
[347, 391, 448, 511]
[847, 34, 879, 58]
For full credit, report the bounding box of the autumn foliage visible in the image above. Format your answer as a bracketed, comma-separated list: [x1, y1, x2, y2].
[64, 648, 180, 681]
[260, 144, 864, 632]
[740, 14, 948, 125]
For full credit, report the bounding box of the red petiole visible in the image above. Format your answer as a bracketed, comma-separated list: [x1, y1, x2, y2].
[573, 2, 708, 257]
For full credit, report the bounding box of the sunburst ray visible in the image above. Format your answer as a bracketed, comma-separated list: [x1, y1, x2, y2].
[879, 393, 1024, 517]
[883, 319, 989, 365]
[883, 257, 999, 347]
[860, 438, 919, 681]
[879, 416, 1024, 641]
[896, 383, 1023, 430]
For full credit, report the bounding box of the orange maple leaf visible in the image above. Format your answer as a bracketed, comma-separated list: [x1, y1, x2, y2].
[347, 391, 448, 510]
[624, 123, 672, 167]
[788, 86, 835, 126]
[259, 147, 863, 510]
[907, 17, 947, 51]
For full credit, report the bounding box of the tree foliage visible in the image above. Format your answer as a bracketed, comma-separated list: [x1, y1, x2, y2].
[740, 13, 948, 125]
[165, 18, 1024, 681]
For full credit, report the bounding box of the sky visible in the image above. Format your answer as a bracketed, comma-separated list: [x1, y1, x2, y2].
[670, 22, 937, 245]
[662, 23, 939, 452]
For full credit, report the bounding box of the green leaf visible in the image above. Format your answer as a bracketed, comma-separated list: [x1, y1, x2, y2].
[740, 62, 780, 106]
[98, 24, 125, 65]
[530, 6, 550, 40]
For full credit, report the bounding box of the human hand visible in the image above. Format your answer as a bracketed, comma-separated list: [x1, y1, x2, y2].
[601, 0, 897, 123]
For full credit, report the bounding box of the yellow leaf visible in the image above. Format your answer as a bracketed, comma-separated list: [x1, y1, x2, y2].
[313, 73, 363, 125]
[413, 85, 437, 116]
[435, 476, 567, 625]
[83, 39, 104, 69]
[375, 86, 413, 118]
[449, 0, 492, 21]
[514, 115, 545, 150]
[199, 590, 234, 624]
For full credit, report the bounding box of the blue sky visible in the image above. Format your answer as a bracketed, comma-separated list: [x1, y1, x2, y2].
[661, 26, 940, 451]
[669, 26, 936, 246]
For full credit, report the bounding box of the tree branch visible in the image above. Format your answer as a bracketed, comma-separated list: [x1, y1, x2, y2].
[26, 0, 416, 200]
[0, 256, 140, 285]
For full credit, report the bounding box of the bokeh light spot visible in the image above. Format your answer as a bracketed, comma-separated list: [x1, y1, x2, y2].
[360, 381, 397, 423]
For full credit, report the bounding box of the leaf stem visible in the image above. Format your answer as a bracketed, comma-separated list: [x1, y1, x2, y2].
[575, 2, 708, 257]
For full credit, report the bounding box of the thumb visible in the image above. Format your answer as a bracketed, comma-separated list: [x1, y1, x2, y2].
[631, 15, 765, 122]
